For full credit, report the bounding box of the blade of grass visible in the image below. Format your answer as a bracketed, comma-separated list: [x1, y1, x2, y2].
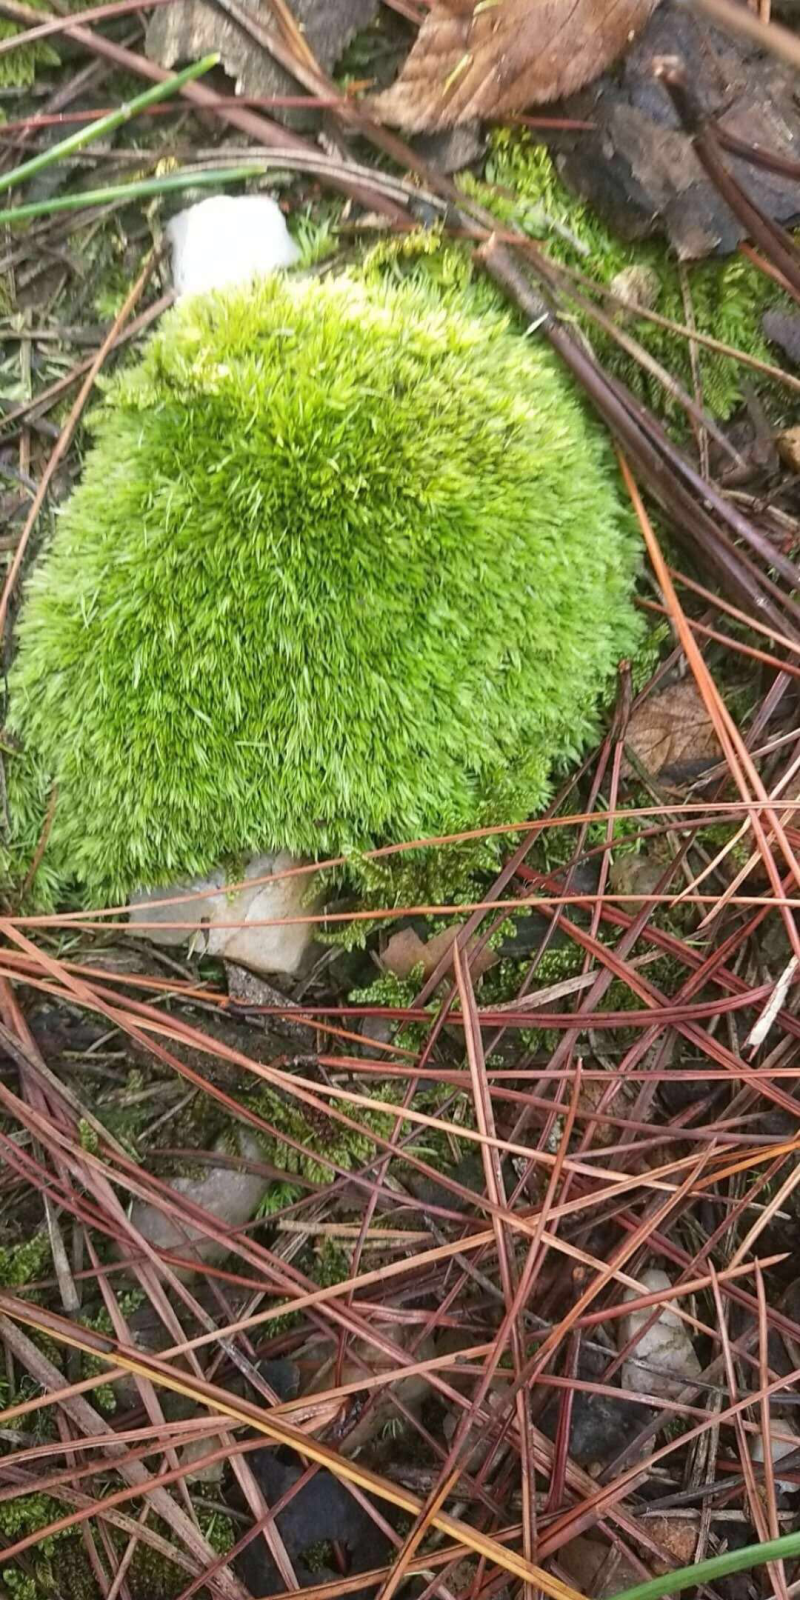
[0, 53, 218, 197]
[0, 163, 264, 226]
[606, 1530, 800, 1600]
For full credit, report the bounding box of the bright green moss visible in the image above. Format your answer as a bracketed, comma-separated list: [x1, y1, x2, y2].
[10, 269, 640, 901]
[0, 23, 57, 91]
[463, 131, 790, 423]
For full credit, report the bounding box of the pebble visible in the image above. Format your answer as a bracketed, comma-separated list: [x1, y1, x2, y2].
[128, 851, 318, 976]
[621, 1269, 701, 1399]
[128, 1129, 269, 1274]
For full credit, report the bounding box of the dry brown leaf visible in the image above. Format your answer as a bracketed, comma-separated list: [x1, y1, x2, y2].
[644, 1516, 698, 1567]
[147, 0, 377, 125]
[381, 925, 496, 981]
[559, 1536, 642, 1599]
[623, 681, 721, 782]
[371, 0, 658, 132]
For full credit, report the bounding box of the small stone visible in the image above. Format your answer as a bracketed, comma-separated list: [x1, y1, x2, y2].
[538, 1340, 651, 1468]
[609, 264, 662, 315]
[166, 195, 299, 301]
[777, 426, 800, 474]
[226, 963, 317, 1047]
[128, 851, 318, 977]
[359, 1013, 395, 1047]
[413, 121, 485, 174]
[309, 1331, 436, 1453]
[128, 1130, 269, 1274]
[763, 309, 800, 367]
[237, 1451, 389, 1600]
[751, 1414, 800, 1494]
[643, 1515, 698, 1566]
[621, 1269, 701, 1399]
[177, 1426, 225, 1485]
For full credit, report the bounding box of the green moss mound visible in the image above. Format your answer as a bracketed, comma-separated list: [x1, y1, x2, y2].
[10, 269, 641, 900]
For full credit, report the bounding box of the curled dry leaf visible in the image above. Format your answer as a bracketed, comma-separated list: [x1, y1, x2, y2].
[623, 681, 721, 783]
[381, 924, 496, 981]
[371, 0, 659, 132]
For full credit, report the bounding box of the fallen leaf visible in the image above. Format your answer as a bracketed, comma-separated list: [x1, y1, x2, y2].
[381, 925, 496, 981]
[381, 927, 427, 979]
[623, 682, 721, 782]
[371, 0, 658, 131]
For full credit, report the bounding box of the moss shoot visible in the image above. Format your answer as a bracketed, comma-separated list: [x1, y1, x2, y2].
[10, 269, 640, 901]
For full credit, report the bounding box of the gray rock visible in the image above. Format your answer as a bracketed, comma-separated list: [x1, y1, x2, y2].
[128, 1130, 269, 1273]
[547, 0, 800, 258]
[236, 1451, 389, 1599]
[128, 851, 318, 976]
[621, 1269, 702, 1399]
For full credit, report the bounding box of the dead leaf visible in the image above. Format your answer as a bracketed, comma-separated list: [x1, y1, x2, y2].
[381, 925, 496, 981]
[370, 0, 658, 132]
[623, 682, 721, 782]
[644, 1516, 699, 1568]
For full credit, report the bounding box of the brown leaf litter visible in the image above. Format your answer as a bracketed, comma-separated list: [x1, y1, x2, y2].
[623, 680, 721, 782]
[371, 0, 658, 132]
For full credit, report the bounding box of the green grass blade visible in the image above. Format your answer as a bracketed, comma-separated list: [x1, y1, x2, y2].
[0, 53, 219, 199]
[607, 1529, 800, 1600]
[0, 165, 264, 226]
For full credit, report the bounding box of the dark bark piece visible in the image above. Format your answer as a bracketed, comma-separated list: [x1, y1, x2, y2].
[545, 0, 800, 257]
[413, 119, 486, 173]
[147, 0, 379, 128]
[764, 310, 800, 368]
[371, 0, 658, 132]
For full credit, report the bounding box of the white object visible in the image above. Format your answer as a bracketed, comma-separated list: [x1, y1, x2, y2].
[128, 851, 317, 976]
[166, 195, 299, 300]
[751, 1416, 800, 1494]
[620, 1269, 701, 1399]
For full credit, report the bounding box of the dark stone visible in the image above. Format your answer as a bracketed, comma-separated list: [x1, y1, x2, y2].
[538, 1343, 653, 1469]
[764, 310, 800, 369]
[235, 1451, 390, 1598]
[544, 0, 800, 257]
[413, 121, 486, 175]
